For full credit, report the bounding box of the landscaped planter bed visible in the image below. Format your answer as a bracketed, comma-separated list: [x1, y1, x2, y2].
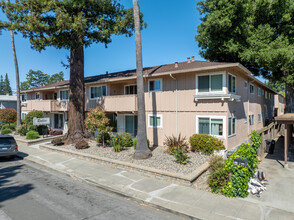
[40, 141, 211, 185]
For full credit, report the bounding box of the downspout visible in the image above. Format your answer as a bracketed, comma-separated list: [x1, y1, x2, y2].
[170, 73, 178, 136]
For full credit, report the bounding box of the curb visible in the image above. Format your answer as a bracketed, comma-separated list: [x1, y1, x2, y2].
[16, 153, 200, 220]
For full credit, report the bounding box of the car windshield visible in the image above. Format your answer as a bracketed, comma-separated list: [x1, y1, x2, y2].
[0, 137, 15, 145]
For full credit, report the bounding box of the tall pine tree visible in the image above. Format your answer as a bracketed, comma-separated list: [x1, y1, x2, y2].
[0, 75, 4, 95]
[3, 73, 12, 95]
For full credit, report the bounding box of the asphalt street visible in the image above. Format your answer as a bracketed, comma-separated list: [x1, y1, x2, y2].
[0, 157, 186, 220]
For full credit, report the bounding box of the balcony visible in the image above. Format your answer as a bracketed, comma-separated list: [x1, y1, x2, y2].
[22, 100, 68, 112]
[86, 94, 138, 112]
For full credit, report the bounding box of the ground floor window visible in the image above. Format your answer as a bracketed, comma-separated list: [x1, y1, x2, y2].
[249, 115, 254, 125]
[258, 114, 261, 123]
[197, 116, 225, 137]
[21, 113, 27, 119]
[54, 114, 64, 129]
[148, 114, 162, 128]
[228, 117, 236, 136]
[125, 115, 138, 137]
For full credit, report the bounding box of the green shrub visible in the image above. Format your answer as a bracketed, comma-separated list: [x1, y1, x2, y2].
[28, 125, 37, 131]
[3, 122, 16, 130]
[113, 144, 122, 152]
[222, 143, 259, 198]
[36, 125, 48, 135]
[1, 128, 12, 134]
[208, 156, 228, 193]
[18, 125, 27, 136]
[164, 133, 189, 153]
[26, 130, 40, 140]
[24, 110, 43, 125]
[2, 124, 9, 130]
[172, 147, 189, 164]
[133, 138, 150, 150]
[249, 131, 262, 154]
[96, 132, 111, 145]
[189, 134, 225, 154]
[118, 132, 133, 148]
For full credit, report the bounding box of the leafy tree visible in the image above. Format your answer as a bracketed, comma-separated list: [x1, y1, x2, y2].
[84, 107, 112, 146]
[132, 0, 151, 159]
[266, 80, 285, 96]
[1, 0, 139, 143]
[20, 69, 64, 90]
[3, 73, 12, 95]
[0, 75, 4, 94]
[0, 108, 17, 125]
[196, 0, 294, 112]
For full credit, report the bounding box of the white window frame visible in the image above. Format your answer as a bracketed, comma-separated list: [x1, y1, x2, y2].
[196, 115, 226, 138]
[250, 84, 254, 94]
[244, 115, 247, 124]
[258, 88, 261, 96]
[124, 84, 137, 95]
[21, 94, 27, 103]
[35, 92, 40, 100]
[89, 85, 107, 100]
[258, 114, 261, 123]
[195, 72, 226, 95]
[59, 89, 69, 101]
[148, 79, 162, 92]
[249, 115, 254, 125]
[148, 114, 163, 128]
[228, 116, 236, 137]
[245, 81, 248, 88]
[228, 73, 236, 94]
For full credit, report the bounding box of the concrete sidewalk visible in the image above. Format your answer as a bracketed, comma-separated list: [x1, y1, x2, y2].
[17, 144, 294, 220]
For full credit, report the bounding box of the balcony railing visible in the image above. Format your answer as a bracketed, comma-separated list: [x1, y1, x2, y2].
[22, 100, 68, 112]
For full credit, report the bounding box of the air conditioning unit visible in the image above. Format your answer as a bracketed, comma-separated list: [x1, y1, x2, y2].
[21, 103, 27, 107]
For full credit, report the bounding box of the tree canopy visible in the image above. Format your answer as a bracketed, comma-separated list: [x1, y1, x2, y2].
[0, 73, 12, 95]
[20, 69, 64, 90]
[196, 0, 294, 83]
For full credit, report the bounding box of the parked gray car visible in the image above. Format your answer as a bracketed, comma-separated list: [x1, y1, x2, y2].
[0, 135, 18, 159]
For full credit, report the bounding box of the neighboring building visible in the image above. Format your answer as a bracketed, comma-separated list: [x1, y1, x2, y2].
[274, 93, 285, 117]
[21, 59, 281, 150]
[0, 95, 17, 110]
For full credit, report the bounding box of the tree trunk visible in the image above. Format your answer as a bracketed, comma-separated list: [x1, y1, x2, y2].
[7, 0, 21, 128]
[285, 83, 294, 113]
[132, 0, 152, 159]
[64, 34, 87, 144]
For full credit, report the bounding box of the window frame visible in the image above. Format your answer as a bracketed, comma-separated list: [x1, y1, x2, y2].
[21, 112, 27, 119]
[148, 79, 162, 92]
[258, 114, 261, 123]
[35, 92, 40, 100]
[59, 89, 69, 101]
[244, 115, 248, 124]
[124, 84, 137, 95]
[250, 84, 255, 94]
[21, 94, 27, 103]
[195, 72, 226, 94]
[89, 85, 107, 100]
[258, 88, 261, 96]
[245, 81, 248, 89]
[228, 116, 236, 137]
[228, 73, 236, 94]
[249, 115, 255, 125]
[148, 114, 163, 128]
[196, 115, 226, 138]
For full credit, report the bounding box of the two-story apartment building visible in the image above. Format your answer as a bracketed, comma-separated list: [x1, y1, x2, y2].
[0, 95, 17, 110]
[21, 59, 280, 150]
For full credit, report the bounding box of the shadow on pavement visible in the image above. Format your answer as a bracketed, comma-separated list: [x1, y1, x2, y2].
[0, 159, 34, 208]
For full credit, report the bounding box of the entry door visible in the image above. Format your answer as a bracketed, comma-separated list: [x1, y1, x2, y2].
[125, 115, 138, 137]
[54, 114, 64, 129]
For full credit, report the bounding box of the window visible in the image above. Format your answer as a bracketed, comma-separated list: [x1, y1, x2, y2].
[228, 74, 236, 93]
[148, 79, 162, 92]
[258, 88, 261, 96]
[90, 85, 107, 99]
[197, 116, 224, 137]
[21, 94, 27, 102]
[21, 112, 27, 119]
[249, 115, 254, 125]
[250, 84, 254, 94]
[125, 85, 137, 95]
[245, 81, 248, 88]
[228, 117, 236, 136]
[244, 115, 247, 124]
[148, 114, 162, 128]
[198, 74, 223, 93]
[35, 92, 40, 100]
[265, 91, 268, 99]
[258, 114, 261, 123]
[60, 90, 69, 101]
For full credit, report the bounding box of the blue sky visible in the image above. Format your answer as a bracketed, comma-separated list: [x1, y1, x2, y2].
[0, 0, 263, 92]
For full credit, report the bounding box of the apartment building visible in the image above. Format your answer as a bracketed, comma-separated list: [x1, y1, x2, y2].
[0, 95, 17, 110]
[21, 59, 281, 150]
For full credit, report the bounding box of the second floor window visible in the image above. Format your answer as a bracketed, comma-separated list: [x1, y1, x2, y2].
[198, 74, 223, 92]
[60, 90, 69, 101]
[250, 84, 254, 94]
[21, 94, 27, 102]
[35, 92, 40, 100]
[148, 79, 162, 92]
[90, 85, 107, 99]
[228, 74, 236, 93]
[249, 115, 254, 125]
[125, 85, 137, 95]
